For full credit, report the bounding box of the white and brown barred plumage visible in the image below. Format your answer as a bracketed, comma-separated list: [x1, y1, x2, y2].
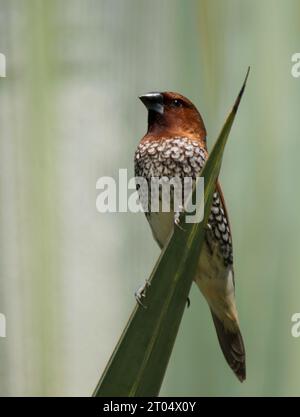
[135, 137, 233, 266]
[135, 92, 245, 382]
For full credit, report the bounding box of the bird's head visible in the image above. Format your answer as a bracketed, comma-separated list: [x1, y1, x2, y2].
[139, 91, 206, 143]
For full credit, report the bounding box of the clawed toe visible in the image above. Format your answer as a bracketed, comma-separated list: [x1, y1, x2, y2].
[174, 212, 185, 231]
[135, 279, 151, 308]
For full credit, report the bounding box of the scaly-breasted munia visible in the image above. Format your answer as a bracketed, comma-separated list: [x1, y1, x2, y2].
[134, 92, 246, 382]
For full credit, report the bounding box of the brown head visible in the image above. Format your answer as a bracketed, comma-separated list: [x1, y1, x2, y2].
[139, 91, 207, 146]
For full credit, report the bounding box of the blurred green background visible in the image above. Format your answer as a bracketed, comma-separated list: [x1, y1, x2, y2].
[0, 0, 300, 396]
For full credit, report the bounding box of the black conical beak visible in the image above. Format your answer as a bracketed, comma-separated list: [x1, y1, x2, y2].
[139, 92, 164, 114]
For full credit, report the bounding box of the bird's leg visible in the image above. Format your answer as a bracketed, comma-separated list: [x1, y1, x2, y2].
[174, 205, 185, 231]
[135, 279, 151, 308]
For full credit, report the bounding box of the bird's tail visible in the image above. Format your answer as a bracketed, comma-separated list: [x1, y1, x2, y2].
[210, 309, 246, 382]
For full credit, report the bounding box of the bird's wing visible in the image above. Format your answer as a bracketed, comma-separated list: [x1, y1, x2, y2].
[216, 180, 232, 236]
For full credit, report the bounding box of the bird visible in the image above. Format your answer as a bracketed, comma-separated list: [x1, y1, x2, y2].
[134, 91, 246, 382]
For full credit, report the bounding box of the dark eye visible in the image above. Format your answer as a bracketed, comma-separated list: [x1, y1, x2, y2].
[172, 99, 183, 108]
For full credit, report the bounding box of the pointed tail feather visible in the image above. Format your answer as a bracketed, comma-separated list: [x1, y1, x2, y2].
[210, 309, 246, 382]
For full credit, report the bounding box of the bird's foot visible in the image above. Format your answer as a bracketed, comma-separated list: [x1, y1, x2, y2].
[174, 209, 185, 231]
[135, 279, 151, 309]
[186, 297, 191, 308]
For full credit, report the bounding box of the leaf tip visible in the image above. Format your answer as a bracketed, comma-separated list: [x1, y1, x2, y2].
[233, 67, 250, 113]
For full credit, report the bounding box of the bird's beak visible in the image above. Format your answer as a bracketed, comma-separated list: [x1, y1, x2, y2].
[139, 92, 164, 114]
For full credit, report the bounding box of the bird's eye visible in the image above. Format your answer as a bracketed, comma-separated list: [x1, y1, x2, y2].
[172, 99, 183, 108]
